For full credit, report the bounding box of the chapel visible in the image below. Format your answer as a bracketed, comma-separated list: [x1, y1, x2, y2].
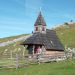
[21, 12, 65, 57]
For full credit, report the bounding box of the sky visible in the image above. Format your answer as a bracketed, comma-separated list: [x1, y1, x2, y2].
[0, 0, 75, 38]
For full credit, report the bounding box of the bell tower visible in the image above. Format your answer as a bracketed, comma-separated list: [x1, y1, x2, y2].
[34, 12, 46, 33]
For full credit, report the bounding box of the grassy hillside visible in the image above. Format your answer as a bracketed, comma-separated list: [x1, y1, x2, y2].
[0, 60, 75, 75]
[56, 23, 75, 48]
[0, 34, 28, 43]
[0, 34, 29, 58]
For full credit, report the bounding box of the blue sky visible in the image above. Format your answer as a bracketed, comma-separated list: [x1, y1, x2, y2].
[0, 0, 75, 38]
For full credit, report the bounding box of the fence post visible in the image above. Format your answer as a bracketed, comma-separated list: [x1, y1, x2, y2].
[16, 53, 19, 69]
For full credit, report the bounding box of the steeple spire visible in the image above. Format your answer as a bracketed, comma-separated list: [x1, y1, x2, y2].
[34, 11, 46, 33]
[34, 11, 46, 26]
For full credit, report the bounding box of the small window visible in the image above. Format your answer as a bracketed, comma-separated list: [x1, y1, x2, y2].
[36, 27, 38, 31]
[42, 27, 45, 31]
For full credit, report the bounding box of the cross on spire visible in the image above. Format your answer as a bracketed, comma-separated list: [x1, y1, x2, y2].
[40, 7, 42, 12]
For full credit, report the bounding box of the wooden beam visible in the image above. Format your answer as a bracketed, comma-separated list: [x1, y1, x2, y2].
[33, 45, 35, 55]
[42, 46, 46, 55]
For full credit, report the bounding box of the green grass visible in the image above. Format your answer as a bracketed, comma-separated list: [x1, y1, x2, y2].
[0, 58, 27, 69]
[0, 59, 15, 67]
[0, 60, 75, 75]
[0, 34, 28, 43]
[0, 34, 28, 58]
[56, 23, 75, 48]
[0, 43, 27, 58]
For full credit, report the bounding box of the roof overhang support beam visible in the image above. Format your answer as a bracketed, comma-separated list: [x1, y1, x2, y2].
[33, 45, 35, 55]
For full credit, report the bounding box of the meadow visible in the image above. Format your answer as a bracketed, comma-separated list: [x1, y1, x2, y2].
[56, 23, 75, 48]
[0, 60, 75, 75]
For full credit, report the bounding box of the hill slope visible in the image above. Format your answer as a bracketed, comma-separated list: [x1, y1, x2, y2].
[0, 34, 28, 43]
[0, 34, 31, 58]
[55, 22, 75, 48]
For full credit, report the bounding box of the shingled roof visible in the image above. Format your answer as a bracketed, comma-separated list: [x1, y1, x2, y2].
[34, 12, 46, 26]
[22, 29, 64, 51]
